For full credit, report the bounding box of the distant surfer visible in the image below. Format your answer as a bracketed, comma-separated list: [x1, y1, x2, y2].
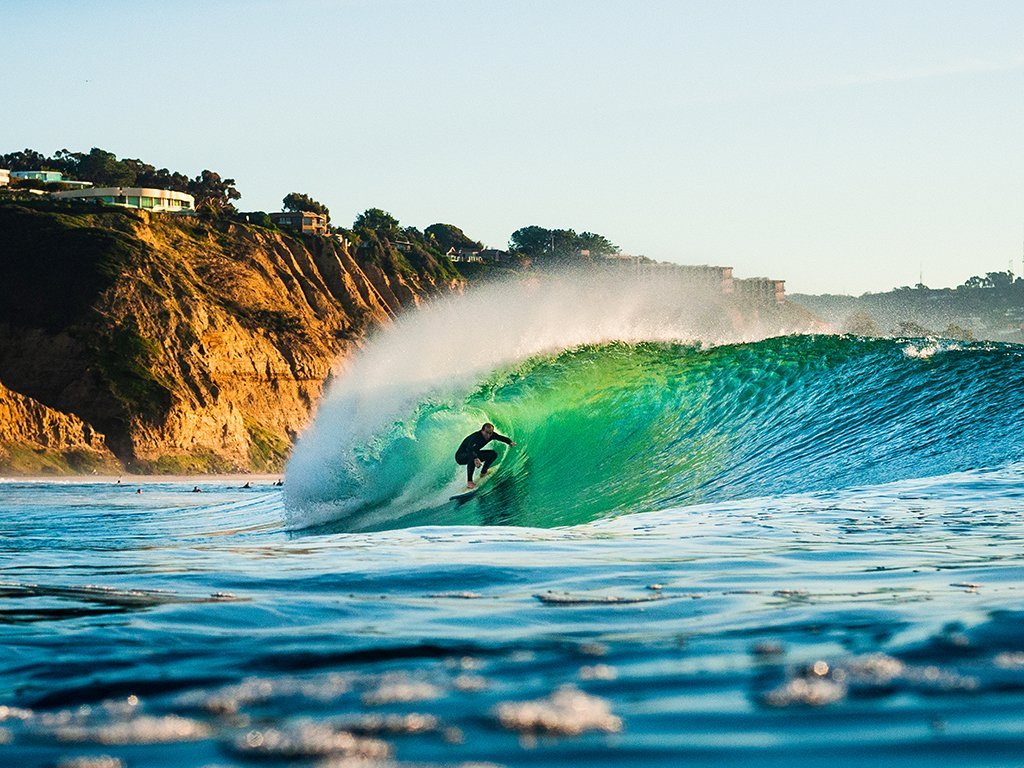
[455, 423, 516, 489]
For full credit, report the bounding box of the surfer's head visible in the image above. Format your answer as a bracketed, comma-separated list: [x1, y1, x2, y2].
[481, 422, 495, 438]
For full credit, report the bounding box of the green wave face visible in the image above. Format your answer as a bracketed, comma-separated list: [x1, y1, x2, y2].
[290, 335, 1024, 533]
[450, 342, 727, 528]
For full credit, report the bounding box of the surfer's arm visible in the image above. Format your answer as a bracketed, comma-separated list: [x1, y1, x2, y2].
[493, 433, 516, 446]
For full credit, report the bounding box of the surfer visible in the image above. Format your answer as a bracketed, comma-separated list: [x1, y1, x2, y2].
[455, 422, 516, 489]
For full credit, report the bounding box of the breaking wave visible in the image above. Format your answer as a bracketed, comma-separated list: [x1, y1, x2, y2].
[284, 275, 1024, 532]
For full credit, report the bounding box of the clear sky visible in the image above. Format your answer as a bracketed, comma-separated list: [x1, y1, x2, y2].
[3, 0, 1022, 294]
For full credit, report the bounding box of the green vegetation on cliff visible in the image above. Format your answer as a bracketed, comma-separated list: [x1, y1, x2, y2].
[342, 208, 461, 285]
[0, 200, 459, 474]
[0, 203, 144, 329]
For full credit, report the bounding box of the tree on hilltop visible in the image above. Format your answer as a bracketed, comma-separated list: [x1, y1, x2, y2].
[123, 158, 191, 193]
[282, 192, 330, 222]
[424, 223, 483, 253]
[189, 170, 241, 215]
[0, 148, 51, 171]
[73, 148, 136, 186]
[958, 271, 1017, 291]
[548, 229, 579, 260]
[509, 225, 619, 261]
[508, 225, 551, 258]
[577, 231, 620, 257]
[354, 208, 401, 236]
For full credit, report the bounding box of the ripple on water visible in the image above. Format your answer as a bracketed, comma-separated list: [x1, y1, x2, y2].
[3, 469, 1024, 765]
[494, 685, 622, 736]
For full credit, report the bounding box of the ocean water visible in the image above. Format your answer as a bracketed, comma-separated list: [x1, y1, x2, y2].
[4, 293, 1024, 767]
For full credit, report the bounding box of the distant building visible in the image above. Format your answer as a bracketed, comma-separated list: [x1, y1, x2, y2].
[12, 170, 93, 188]
[270, 211, 329, 235]
[667, 264, 735, 294]
[735, 277, 786, 304]
[446, 246, 483, 263]
[617, 259, 735, 294]
[0, 169, 9, 187]
[52, 186, 195, 212]
[446, 246, 512, 264]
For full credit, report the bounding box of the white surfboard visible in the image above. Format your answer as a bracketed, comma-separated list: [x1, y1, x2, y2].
[448, 473, 492, 501]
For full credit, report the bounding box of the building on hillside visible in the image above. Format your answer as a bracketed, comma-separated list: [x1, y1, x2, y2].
[734, 277, 786, 304]
[612, 259, 735, 294]
[446, 246, 483, 263]
[666, 264, 735, 294]
[0, 169, 9, 187]
[270, 211, 329, 235]
[52, 186, 195, 212]
[12, 170, 93, 188]
[446, 247, 513, 264]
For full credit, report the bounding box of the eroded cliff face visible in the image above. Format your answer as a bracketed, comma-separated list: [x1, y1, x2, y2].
[0, 379, 120, 473]
[0, 204, 460, 474]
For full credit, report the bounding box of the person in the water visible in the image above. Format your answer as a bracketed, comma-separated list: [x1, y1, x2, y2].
[455, 422, 516, 489]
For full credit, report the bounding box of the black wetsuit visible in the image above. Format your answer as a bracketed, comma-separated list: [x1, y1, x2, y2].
[455, 430, 512, 482]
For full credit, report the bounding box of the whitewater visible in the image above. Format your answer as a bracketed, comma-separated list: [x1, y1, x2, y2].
[3, 271, 1024, 766]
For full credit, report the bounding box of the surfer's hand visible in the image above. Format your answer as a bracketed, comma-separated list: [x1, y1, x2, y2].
[474, 458, 483, 467]
[510, 442, 517, 446]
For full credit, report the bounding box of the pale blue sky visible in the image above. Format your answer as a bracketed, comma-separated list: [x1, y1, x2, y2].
[3, 0, 1022, 294]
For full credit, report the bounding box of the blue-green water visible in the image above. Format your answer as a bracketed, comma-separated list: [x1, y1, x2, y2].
[3, 336, 1024, 767]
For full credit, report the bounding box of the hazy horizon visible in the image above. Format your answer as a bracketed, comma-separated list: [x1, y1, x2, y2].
[3, 0, 1022, 294]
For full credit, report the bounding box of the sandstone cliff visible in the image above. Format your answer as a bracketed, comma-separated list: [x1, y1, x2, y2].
[0, 379, 120, 473]
[0, 203, 460, 474]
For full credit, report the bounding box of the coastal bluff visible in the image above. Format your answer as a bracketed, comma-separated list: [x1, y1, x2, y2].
[0, 379, 120, 473]
[0, 203, 459, 474]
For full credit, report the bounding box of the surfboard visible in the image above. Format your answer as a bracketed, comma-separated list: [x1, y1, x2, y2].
[449, 475, 491, 501]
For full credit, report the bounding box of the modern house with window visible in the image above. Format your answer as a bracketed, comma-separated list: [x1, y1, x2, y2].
[269, 211, 329, 235]
[52, 186, 195, 212]
[11, 170, 93, 188]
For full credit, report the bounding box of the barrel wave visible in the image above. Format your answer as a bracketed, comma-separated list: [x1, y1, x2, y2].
[285, 329, 1024, 532]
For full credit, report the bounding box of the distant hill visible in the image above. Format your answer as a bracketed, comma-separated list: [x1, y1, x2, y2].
[791, 273, 1024, 343]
